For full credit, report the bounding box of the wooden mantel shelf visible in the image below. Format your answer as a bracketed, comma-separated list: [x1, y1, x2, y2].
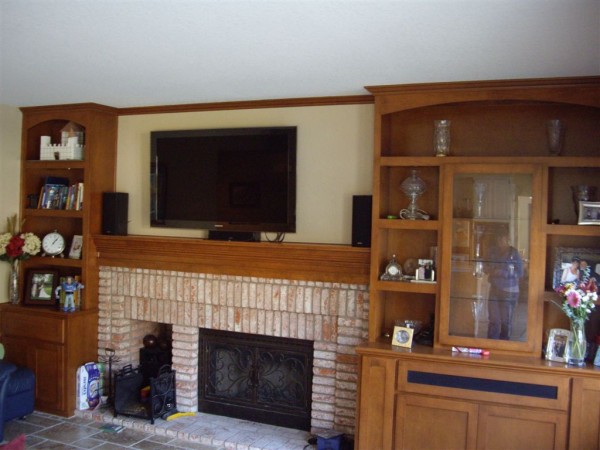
[93, 235, 370, 285]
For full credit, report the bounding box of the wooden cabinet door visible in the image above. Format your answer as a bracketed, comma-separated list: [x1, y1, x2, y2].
[3, 336, 65, 414]
[356, 356, 397, 450]
[570, 378, 600, 450]
[477, 404, 567, 450]
[395, 394, 478, 450]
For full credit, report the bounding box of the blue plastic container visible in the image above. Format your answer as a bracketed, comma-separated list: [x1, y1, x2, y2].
[317, 430, 343, 450]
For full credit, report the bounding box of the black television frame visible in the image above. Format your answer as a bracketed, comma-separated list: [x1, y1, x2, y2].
[150, 126, 297, 234]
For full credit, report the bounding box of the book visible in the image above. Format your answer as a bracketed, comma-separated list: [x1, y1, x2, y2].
[43, 176, 69, 186]
[38, 181, 84, 210]
[41, 184, 62, 209]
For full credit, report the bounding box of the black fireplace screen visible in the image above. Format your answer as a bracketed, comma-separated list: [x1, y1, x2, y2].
[198, 328, 314, 430]
[113, 364, 176, 424]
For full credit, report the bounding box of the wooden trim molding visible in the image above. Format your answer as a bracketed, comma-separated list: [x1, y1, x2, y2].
[94, 235, 370, 284]
[118, 94, 374, 115]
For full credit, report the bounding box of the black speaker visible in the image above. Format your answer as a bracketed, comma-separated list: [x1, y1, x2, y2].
[352, 195, 372, 247]
[102, 192, 129, 235]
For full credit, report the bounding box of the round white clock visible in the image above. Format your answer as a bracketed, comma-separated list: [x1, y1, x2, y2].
[42, 230, 66, 257]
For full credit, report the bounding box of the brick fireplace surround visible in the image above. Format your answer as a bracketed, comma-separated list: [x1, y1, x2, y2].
[97, 266, 369, 435]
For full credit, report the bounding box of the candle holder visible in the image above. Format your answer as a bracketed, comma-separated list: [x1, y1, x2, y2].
[399, 169, 429, 220]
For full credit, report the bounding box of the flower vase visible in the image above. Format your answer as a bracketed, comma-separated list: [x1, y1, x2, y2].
[9, 261, 20, 305]
[567, 318, 587, 366]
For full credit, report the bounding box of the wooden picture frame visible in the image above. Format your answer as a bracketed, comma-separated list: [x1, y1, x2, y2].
[545, 328, 570, 362]
[24, 269, 59, 306]
[68, 235, 83, 259]
[452, 219, 471, 251]
[392, 326, 414, 348]
[578, 201, 600, 225]
[553, 247, 600, 289]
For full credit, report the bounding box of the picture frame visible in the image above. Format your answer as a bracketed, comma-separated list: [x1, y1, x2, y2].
[578, 201, 600, 225]
[545, 328, 570, 362]
[552, 247, 600, 289]
[391, 326, 414, 348]
[68, 235, 83, 259]
[24, 269, 59, 306]
[452, 219, 471, 250]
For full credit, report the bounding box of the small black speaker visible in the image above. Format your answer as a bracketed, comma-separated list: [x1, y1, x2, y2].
[352, 195, 372, 247]
[102, 192, 129, 235]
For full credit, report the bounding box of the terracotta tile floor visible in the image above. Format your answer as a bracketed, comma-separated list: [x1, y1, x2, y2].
[2, 407, 314, 449]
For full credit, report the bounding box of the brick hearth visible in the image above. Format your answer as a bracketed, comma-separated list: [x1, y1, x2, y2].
[97, 266, 369, 435]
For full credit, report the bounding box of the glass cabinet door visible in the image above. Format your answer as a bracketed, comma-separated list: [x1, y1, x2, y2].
[440, 164, 542, 351]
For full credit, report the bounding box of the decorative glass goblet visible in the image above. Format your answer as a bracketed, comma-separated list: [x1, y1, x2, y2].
[399, 169, 428, 220]
[473, 181, 486, 218]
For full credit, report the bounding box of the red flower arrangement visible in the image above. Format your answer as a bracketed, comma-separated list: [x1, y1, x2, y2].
[0, 215, 41, 264]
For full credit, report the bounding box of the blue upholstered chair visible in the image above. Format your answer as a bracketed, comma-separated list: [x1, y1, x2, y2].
[0, 361, 35, 443]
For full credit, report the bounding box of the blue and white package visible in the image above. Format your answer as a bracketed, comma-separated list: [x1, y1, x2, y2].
[76, 362, 101, 410]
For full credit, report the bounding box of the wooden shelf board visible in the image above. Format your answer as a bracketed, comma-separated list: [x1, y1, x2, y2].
[24, 160, 86, 170]
[94, 235, 370, 284]
[374, 280, 437, 294]
[23, 209, 84, 219]
[545, 224, 600, 236]
[25, 256, 83, 268]
[376, 218, 440, 230]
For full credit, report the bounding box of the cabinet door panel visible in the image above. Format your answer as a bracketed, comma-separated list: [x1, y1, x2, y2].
[570, 378, 600, 450]
[31, 340, 65, 412]
[357, 357, 397, 450]
[439, 163, 544, 354]
[396, 394, 478, 450]
[477, 404, 567, 450]
[3, 336, 64, 413]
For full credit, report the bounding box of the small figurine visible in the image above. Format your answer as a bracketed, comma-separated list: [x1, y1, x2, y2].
[55, 275, 84, 312]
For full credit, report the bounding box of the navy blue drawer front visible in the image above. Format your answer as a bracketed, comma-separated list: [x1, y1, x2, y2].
[407, 370, 558, 400]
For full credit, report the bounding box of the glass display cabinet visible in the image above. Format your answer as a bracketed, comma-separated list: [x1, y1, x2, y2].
[356, 77, 600, 450]
[439, 164, 543, 352]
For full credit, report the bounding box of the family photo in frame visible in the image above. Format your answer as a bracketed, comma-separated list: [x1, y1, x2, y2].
[578, 201, 600, 225]
[545, 328, 570, 362]
[552, 247, 600, 289]
[24, 269, 59, 306]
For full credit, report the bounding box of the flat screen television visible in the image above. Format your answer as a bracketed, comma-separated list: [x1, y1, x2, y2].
[150, 127, 297, 234]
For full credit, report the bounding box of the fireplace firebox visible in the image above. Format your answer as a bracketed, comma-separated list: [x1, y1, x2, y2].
[198, 328, 313, 430]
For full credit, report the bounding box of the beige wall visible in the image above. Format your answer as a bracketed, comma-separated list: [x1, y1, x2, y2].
[117, 104, 374, 244]
[0, 102, 373, 302]
[0, 105, 22, 303]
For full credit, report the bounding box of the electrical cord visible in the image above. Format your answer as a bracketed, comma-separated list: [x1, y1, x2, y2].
[398, 208, 430, 220]
[264, 232, 286, 243]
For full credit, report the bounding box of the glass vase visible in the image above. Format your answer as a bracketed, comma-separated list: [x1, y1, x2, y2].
[433, 119, 451, 156]
[571, 185, 597, 218]
[567, 318, 587, 367]
[546, 119, 565, 156]
[9, 261, 20, 305]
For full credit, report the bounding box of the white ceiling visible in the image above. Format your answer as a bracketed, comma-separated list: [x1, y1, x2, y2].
[1, 0, 599, 108]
